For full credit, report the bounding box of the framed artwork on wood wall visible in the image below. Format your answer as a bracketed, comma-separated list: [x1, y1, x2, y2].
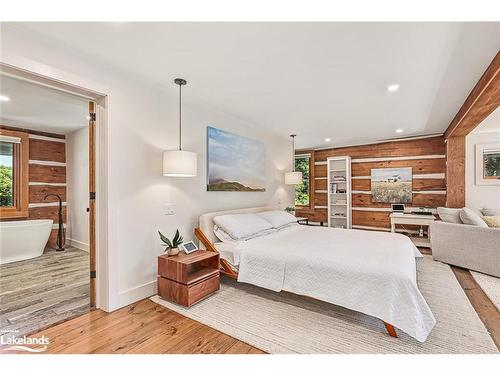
[371, 167, 413, 203]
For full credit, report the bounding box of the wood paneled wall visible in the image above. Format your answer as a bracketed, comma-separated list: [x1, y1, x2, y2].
[296, 136, 446, 231]
[1, 125, 67, 248]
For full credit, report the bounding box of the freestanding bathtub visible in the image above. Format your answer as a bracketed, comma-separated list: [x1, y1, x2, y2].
[0, 219, 53, 264]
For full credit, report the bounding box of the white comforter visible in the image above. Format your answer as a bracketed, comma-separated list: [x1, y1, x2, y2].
[232, 224, 436, 342]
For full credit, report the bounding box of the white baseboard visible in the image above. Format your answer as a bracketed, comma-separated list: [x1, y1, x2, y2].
[67, 238, 89, 252]
[110, 280, 157, 311]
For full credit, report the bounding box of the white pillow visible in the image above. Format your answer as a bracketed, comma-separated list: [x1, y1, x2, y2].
[214, 225, 276, 242]
[213, 213, 273, 241]
[257, 210, 297, 229]
[437, 207, 463, 224]
[459, 208, 488, 227]
[482, 207, 500, 216]
[213, 226, 236, 242]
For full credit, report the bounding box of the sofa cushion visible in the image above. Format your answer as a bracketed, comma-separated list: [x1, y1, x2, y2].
[482, 208, 500, 216]
[460, 208, 488, 227]
[482, 216, 500, 228]
[437, 207, 463, 224]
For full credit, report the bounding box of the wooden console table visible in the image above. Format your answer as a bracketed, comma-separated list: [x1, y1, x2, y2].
[389, 213, 436, 248]
[157, 250, 220, 307]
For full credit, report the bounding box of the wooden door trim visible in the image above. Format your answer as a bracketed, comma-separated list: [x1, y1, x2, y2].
[444, 51, 499, 207]
[89, 101, 96, 307]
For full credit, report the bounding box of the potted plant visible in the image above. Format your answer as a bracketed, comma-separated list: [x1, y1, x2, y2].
[285, 206, 296, 216]
[158, 229, 184, 256]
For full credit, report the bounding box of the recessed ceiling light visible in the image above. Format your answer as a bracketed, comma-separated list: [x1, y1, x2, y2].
[324, 138, 331, 142]
[387, 84, 400, 93]
[395, 128, 404, 133]
[0, 95, 10, 102]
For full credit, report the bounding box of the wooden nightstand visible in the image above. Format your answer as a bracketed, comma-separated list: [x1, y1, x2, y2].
[157, 250, 220, 307]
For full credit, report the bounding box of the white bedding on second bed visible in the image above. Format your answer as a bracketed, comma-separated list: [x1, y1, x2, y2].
[223, 224, 436, 342]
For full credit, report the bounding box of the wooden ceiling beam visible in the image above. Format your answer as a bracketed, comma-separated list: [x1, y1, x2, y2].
[445, 51, 500, 139]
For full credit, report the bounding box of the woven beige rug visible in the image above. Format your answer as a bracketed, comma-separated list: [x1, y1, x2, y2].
[471, 271, 500, 311]
[151, 256, 498, 354]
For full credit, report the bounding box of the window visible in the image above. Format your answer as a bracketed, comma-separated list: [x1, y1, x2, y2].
[475, 142, 500, 186]
[294, 154, 310, 206]
[483, 150, 500, 179]
[0, 141, 14, 206]
[0, 129, 29, 219]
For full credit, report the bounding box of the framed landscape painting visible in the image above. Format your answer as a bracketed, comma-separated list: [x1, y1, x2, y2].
[207, 126, 266, 191]
[371, 167, 412, 203]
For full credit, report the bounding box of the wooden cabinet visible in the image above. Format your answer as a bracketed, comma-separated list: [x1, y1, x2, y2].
[157, 251, 220, 307]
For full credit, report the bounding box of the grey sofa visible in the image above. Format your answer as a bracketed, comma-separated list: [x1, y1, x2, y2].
[430, 221, 500, 277]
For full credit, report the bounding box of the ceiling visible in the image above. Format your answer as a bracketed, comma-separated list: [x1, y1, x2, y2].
[0, 75, 89, 134]
[3, 22, 500, 148]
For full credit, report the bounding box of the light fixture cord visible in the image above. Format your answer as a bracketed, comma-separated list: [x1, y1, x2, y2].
[178, 83, 182, 151]
[291, 135, 295, 172]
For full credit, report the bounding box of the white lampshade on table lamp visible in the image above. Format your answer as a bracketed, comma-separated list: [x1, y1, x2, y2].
[163, 78, 197, 177]
[285, 134, 302, 185]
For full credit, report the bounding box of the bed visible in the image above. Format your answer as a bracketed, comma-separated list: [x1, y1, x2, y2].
[195, 205, 436, 342]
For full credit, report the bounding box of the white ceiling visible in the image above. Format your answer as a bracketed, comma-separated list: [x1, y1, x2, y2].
[0, 75, 89, 134]
[4, 22, 500, 148]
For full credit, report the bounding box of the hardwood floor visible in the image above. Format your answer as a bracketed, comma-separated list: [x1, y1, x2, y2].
[0, 247, 90, 340]
[451, 266, 500, 350]
[14, 299, 263, 354]
[1, 249, 498, 354]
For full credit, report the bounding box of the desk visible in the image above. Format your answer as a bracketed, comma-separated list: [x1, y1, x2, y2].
[389, 213, 436, 248]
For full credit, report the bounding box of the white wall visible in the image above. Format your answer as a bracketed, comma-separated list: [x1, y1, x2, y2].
[465, 114, 500, 210]
[0, 25, 293, 311]
[66, 126, 90, 251]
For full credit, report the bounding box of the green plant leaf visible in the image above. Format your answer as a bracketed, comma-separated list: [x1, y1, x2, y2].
[158, 231, 173, 247]
[174, 234, 184, 247]
[172, 229, 179, 243]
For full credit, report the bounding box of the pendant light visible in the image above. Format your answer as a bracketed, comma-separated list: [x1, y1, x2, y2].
[163, 78, 197, 177]
[285, 134, 303, 185]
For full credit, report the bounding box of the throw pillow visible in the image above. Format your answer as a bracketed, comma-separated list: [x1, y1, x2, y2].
[459, 208, 488, 227]
[437, 207, 463, 224]
[482, 216, 500, 228]
[482, 208, 500, 216]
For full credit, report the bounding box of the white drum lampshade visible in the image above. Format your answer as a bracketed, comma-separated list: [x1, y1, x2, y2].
[285, 134, 302, 185]
[163, 150, 197, 177]
[162, 78, 197, 177]
[285, 171, 303, 185]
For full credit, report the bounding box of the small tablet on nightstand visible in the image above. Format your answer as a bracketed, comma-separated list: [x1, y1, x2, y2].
[180, 241, 198, 254]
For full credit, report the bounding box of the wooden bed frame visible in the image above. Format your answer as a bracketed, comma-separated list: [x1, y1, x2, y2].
[194, 227, 398, 338]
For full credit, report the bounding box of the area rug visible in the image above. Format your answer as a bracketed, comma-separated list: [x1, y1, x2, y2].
[471, 271, 500, 311]
[151, 256, 498, 354]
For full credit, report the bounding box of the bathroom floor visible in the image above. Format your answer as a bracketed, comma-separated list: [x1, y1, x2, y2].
[0, 246, 90, 339]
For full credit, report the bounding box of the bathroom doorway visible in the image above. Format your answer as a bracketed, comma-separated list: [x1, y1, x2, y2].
[0, 74, 97, 338]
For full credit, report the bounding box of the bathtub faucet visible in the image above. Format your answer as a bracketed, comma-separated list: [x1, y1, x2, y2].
[44, 194, 65, 251]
